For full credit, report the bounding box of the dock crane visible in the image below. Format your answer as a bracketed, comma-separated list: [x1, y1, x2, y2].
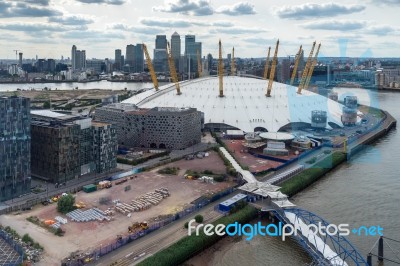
[218, 39, 224, 97]
[231, 47, 235, 76]
[263, 47, 271, 80]
[143, 43, 159, 91]
[304, 43, 321, 91]
[297, 41, 316, 94]
[290, 45, 303, 86]
[167, 42, 181, 95]
[266, 40, 279, 97]
[197, 49, 202, 78]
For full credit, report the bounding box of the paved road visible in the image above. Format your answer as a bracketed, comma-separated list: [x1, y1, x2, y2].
[95, 190, 240, 266]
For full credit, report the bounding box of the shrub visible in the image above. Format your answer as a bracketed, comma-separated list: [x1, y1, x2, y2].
[184, 222, 189, 229]
[202, 170, 214, 175]
[22, 233, 33, 244]
[213, 175, 225, 182]
[57, 194, 75, 214]
[194, 214, 204, 223]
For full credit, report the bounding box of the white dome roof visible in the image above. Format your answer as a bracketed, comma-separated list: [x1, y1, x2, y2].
[123, 76, 346, 132]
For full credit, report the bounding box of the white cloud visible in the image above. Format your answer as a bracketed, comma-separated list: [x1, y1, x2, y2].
[153, 0, 213, 16]
[216, 2, 256, 16]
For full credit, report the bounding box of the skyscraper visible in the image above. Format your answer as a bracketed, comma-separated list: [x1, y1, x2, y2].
[154, 35, 168, 72]
[134, 44, 144, 73]
[171, 32, 181, 71]
[126, 44, 135, 68]
[115, 49, 122, 71]
[71, 45, 86, 71]
[184, 35, 201, 75]
[71, 45, 76, 71]
[0, 96, 31, 202]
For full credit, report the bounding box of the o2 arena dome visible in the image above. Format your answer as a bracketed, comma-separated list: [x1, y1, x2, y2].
[122, 76, 348, 132]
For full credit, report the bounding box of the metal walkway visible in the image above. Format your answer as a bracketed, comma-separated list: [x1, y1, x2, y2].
[271, 208, 369, 266]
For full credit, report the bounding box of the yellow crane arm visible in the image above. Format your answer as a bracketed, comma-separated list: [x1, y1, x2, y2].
[266, 40, 279, 97]
[167, 42, 181, 95]
[231, 47, 235, 76]
[218, 39, 224, 97]
[290, 45, 303, 86]
[304, 43, 321, 91]
[143, 43, 159, 91]
[263, 47, 271, 80]
[197, 49, 202, 78]
[297, 41, 316, 94]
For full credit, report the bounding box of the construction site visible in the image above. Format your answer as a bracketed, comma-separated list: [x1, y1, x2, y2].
[0, 151, 232, 264]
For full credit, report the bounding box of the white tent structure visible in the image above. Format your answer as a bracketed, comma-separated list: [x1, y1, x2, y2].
[123, 76, 349, 132]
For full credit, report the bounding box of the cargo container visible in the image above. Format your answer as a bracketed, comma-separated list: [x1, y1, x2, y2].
[83, 184, 97, 193]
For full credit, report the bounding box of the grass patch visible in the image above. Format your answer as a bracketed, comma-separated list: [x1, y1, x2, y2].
[280, 152, 346, 197]
[158, 167, 180, 175]
[137, 205, 257, 266]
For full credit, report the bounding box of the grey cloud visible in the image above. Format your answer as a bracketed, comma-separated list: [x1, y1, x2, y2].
[0, 2, 62, 17]
[216, 2, 256, 16]
[75, 0, 126, 5]
[364, 25, 398, 35]
[303, 20, 365, 31]
[107, 23, 164, 35]
[49, 15, 94, 25]
[22, 0, 50, 6]
[153, 0, 213, 16]
[275, 3, 365, 20]
[370, 0, 400, 5]
[0, 22, 63, 32]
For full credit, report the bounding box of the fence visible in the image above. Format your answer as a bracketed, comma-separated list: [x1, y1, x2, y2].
[61, 187, 235, 266]
[0, 230, 24, 266]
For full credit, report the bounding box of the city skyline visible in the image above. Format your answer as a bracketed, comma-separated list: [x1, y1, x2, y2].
[0, 0, 399, 59]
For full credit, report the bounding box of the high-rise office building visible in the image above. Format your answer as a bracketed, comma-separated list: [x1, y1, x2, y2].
[126, 44, 135, 68]
[115, 49, 122, 71]
[134, 44, 144, 73]
[280, 58, 291, 83]
[71, 45, 86, 71]
[0, 97, 31, 202]
[71, 45, 76, 71]
[184, 35, 201, 75]
[155, 35, 167, 49]
[154, 35, 168, 72]
[18, 52, 23, 66]
[171, 32, 181, 71]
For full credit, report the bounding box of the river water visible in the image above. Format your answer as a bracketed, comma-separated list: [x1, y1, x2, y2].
[209, 88, 400, 266]
[0, 80, 156, 92]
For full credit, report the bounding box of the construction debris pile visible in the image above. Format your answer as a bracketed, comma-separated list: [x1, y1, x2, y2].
[115, 188, 170, 215]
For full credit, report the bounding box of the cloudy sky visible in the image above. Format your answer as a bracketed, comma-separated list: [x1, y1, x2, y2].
[0, 0, 398, 60]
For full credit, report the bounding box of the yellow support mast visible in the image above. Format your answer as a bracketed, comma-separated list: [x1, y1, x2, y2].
[197, 49, 202, 78]
[231, 47, 235, 76]
[143, 43, 159, 91]
[304, 43, 321, 91]
[218, 39, 224, 97]
[263, 46, 271, 80]
[167, 42, 181, 95]
[290, 45, 303, 86]
[297, 41, 316, 94]
[266, 40, 279, 97]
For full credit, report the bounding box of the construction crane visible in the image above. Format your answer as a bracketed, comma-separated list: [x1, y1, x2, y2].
[297, 41, 316, 94]
[143, 43, 159, 91]
[290, 45, 303, 86]
[167, 42, 181, 95]
[231, 47, 235, 76]
[218, 39, 224, 97]
[266, 40, 279, 97]
[196, 49, 202, 78]
[304, 43, 321, 91]
[263, 47, 271, 80]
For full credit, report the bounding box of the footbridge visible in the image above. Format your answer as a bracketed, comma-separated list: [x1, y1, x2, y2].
[271, 208, 369, 266]
[220, 147, 369, 265]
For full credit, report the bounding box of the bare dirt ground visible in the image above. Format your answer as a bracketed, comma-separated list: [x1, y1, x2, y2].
[162, 150, 226, 174]
[0, 155, 231, 266]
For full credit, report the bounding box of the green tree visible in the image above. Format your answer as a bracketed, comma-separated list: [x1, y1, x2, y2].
[43, 101, 50, 109]
[22, 233, 33, 244]
[194, 214, 203, 223]
[57, 194, 75, 214]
